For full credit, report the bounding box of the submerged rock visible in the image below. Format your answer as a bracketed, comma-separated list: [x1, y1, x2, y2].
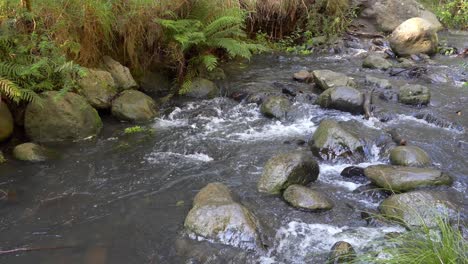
[364, 165, 452, 192]
[389, 18, 439, 56]
[316, 86, 364, 114]
[111, 90, 158, 122]
[260, 95, 291, 119]
[283, 185, 333, 211]
[258, 151, 319, 194]
[362, 54, 392, 70]
[0, 102, 14, 142]
[365, 76, 392, 89]
[184, 78, 219, 99]
[293, 70, 312, 82]
[78, 68, 118, 109]
[389, 146, 431, 167]
[327, 241, 356, 264]
[398, 84, 430, 105]
[102, 56, 138, 90]
[25, 92, 102, 142]
[312, 70, 356, 90]
[184, 183, 262, 250]
[13, 143, 55, 162]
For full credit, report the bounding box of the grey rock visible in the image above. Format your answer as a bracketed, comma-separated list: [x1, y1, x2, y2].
[260, 96, 291, 119]
[363, 54, 393, 70]
[283, 185, 333, 211]
[312, 70, 356, 90]
[389, 146, 431, 167]
[185, 78, 219, 99]
[365, 75, 392, 89]
[316, 86, 364, 114]
[78, 68, 118, 109]
[398, 84, 430, 105]
[111, 90, 158, 122]
[389, 18, 439, 56]
[102, 56, 138, 90]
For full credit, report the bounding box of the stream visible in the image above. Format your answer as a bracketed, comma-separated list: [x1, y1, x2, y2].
[0, 32, 467, 263]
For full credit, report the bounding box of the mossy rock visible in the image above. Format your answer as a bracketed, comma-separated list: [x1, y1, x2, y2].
[316, 86, 364, 114]
[184, 78, 219, 99]
[283, 185, 333, 211]
[362, 54, 393, 70]
[111, 90, 158, 122]
[13, 143, 56, 162]
[312, 70, 356, 90]
[389, 146, 431, 167]
[102, 56, 138, 90]
[327, 241, 356, 264]
[78, 68, 118, 109]
[260, 95, 291, 119]
[398, 84, 430, 105]
[389, 17, 439, 56]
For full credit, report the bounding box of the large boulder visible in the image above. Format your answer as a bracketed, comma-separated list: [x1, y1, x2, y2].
[316, 86, 364, 114]
[389, 18, 439, 56]
[258, 151, 319, 194]
[364, 165, 452, 192]
[25, 92, 102, 142]
[283, 185, 333, 211]
[111, 90, 158, 122]
[312, 70, 356, 90]
[380, 191, 458, 227]
[362, 54, 392, 70]
[77, 68, 118, 109]
[102, 56, 138, 90]
[13, 143, 55, 162]
[0, 102, 14, 142]
[184, 183, 262, 250]
[184, 78, 219, 99]
[389, 146, 431, 167]
[309, 120, 363, 160]
[398, 84, 430, 105]
[260, 95, 291, 119]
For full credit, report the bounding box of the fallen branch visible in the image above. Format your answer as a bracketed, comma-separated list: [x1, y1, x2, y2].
[363, 91, 373, 120]
[0, 245, 75, 256]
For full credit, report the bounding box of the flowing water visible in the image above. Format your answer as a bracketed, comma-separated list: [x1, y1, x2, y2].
[0, 33, 467, 263]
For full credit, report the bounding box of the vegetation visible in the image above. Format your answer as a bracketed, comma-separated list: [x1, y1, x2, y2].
[420, 0, 468, 29]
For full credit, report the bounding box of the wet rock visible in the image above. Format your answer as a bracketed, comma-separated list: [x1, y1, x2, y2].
[312, 70, 356, 90]
[365, 76, 392, 89]
[362, 54, 392, 70]
[380, 190, 458, 227]
[25, 92, 102, 142]
[0, 102, 14, 142]
[260, 95, 291, 119]
[364, 165, 452, 192]
[184, 78, 219, 99]
[340, 166, 367, 184]
[111, 90, 158, 122]
[258, 151, 319, 194]
[309, 120, 364, 160]
[353, 184, 390, 203]
[13, 143, 56, 162]
[316, 86, 364, 114]
[424, 72, 449, 84]
[414, 112, 463, 132]
[389, 18, 439, 56]
[77, 68, 118, 109]
[398, 58, 415, 68]
[184, 183, 262, 250]
[293, 70, 312, 83]
[327, 241, 356, 264]
[139, 71, 171, 97]
[389, 146, 431, 167]
[102, 56, 138, 90]
[398, 84, 430, 105]
[283, 185, 333, 211]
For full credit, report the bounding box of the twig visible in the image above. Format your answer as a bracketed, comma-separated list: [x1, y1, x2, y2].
[0, 245, 75, 256]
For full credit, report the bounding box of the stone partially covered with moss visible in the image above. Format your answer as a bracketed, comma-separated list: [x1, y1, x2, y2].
[111, 90, 158, 122]
[0, 150, 5, 164]
[184, 183, 262, 250]
[102, 56, 138, 90]
[260, 95, 291, 119]
[316, 86, 364, 114]
[389, 17, 438, 56]
[13, 143, 56, 162]
[25, 92, 102, 142]
[0, 102, 14, 142]
[78, 68, 118, 109]
[258, 151, 319, 194]
[390, 146, 431, 167]
[283, 185, 333, 211]
[327, 241, 356, 264]
[398, 84, 430, 105]
[184, 78, 219, 99]
[312, 70, 356, 90]
[362, 54, 393, 70]
[364, 165, 452, 192]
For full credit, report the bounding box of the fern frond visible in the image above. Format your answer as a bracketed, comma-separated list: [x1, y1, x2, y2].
[210, 38, 252, 59]
[0, 77, 22, 103]
[204, 15, 244, 38]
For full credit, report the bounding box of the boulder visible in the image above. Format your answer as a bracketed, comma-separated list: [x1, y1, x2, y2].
[111, 90, 158, 122]
[340, 166, 368, 184]
[184, 183, 262, 250]
[309, 120, 363, 160]
[365, 76, 392, 89]
[389, 146, 431, 166]
[78, 68, 118, 109]
[327, 241, 356, 264]
[362, 54, 393, 70]
[364, 165, 452, 192]
[0, 102, 14, 142]
[316, 86, 364, 114]
[260, 95, 291, 119]
[102, 56, 138, 90]
[293, 70, 312, 82]
[398, 84, 430, 105]
[283, 185, 333, 211]
[258, 151, 319, 194]
[13, 143, 55, 162]
[380, 191, 458, 227]
[389, 18, 439, 56]
[312, 70, 356, 90]
[139, 71, 171, 97]
[184, 78, 219, 99]
[24, 92, 102, 142]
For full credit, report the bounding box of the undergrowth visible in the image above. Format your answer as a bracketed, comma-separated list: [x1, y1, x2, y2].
[420, 0, 468, 29]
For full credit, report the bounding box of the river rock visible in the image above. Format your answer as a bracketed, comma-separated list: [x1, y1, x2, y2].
[111, 90, 158, 122]
[0, 102, 14, 142]
[364, 165, 452, 192]
[398, 58, 415, 68]
[139, 71, 171, 97]
[184, 78, 219, 99]
[25, 92, 102, 142]
[184, 183, 261, 250]
[398, 84, 430, 105]
[283, 185, 333, 211]
[0, 150, 5, 164]
[309, 120, 363, 160]
[316, 86, 364, 114]
[312, 70, 356, 90]
[327, 241, 356, 264]
[389, 18, 439, 56]
[380, 190, 458, 227]
[258, 151, 319, 194]
[365, 75, 392, 89]
[293, 70, 312, 82]
[78, 68, 118, 109]
[389, 146, 431, 167]
[353, 184, 390, 204]
[102, 56, 138, 90]
[340, 166, 367, 184]
[362, 54, 392, 70]
[13, 143, 55, 162]
[260, 95, 291, 119]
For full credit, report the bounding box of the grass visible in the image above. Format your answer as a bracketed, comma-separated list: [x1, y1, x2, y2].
[419, 0, 468, 30]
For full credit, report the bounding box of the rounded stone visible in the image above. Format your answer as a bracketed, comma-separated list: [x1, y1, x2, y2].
[102, 56, 138, 90]
[13, 143, 55, 162]
[362, 54, 393, 70]
[283, 185, 333, 211]
[184, 78, 219, 99]
[398, 84, 430, 105]
[389, 146, 431, 166]
[78, 68, 118, 109]
[327, 241, 356, 264]
[260, 95, 291, 119]
[111, 90, 158, 122]
[293, 70, 312, 82]
[316, 86, 364, 114]
[312, 70, 356, 90]
[389, 17, 439, 56]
